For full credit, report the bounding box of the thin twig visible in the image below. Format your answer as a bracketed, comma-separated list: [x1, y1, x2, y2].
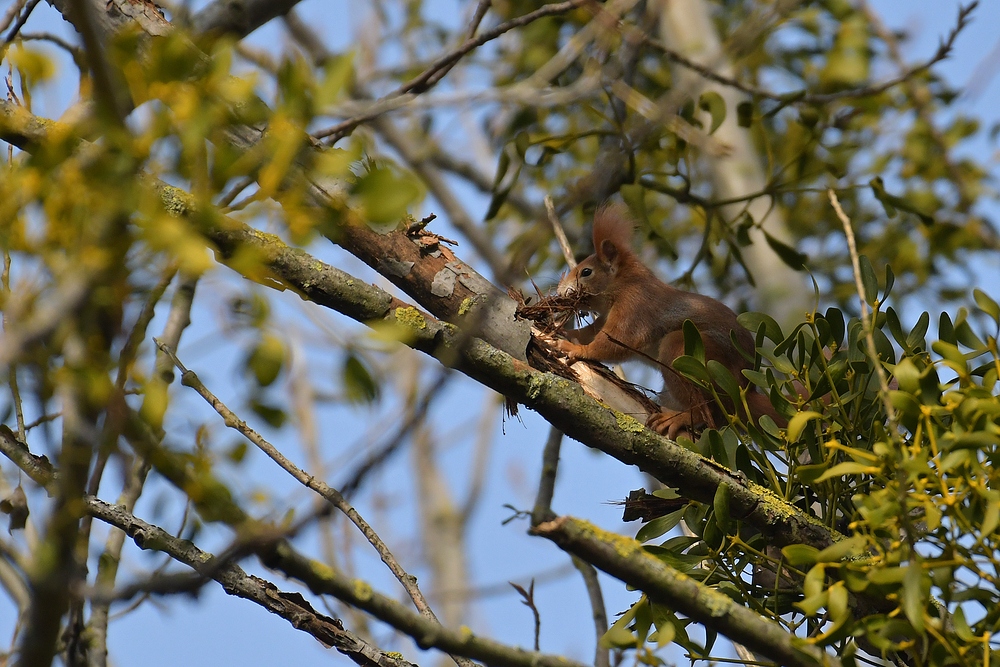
[545, 196, 576, 269]
[826, 189, 896, 424]
[639, 1, 977, 106]
[1, 252, 26, 443]
[153, 340, 475, 667]
[316, 0, 587, 143]
[466, 0, 491, 39]
[571, 556, 609, 667]
[154, 275, 198, 383]
[84, 497, 417, 667]
[0, 0, 40, 45]
[531, 427, 563, 526]
[509, 580, 541, 651]
[339, 369, 452, 499]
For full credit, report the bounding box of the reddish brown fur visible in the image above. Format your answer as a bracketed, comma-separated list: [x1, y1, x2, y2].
[556, 204, 783, 439]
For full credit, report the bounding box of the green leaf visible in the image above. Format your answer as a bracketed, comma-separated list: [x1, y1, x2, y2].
[906, 312, 930, 351]
[815, 535, 865, 563]
[763, 231, 807, 270]
[786, 411, 823, 442]
[870, 176, 896, 218]
[803, 562, 826, 599]
[796, 590, 828, 616]
[599, 625, 637, 649]
[698, 91, 726, 134]
[858, 255, 878, 306]
[353, 166, 421, 225]
[954, 316, 985, 350]
[738, 311, 783, 343]
[651, 616, 675, 647]
[953, 606, 974, 642]
[250, 400, 287, 428]
[974, 288, 1000, 323]
[981, 492, 1000, 538]
[825, 307, 846, 347]
[600, 598, 643, 649]
[819, 15, 869, 89]
[247, 334, 285, 387]
[869, 176, 934, 225]
[938, 312, 956, 344]
[682, 319, 705, 362]
[814, 461, 880, 483]
[317, 52, 355, 106]
[827, 581, 848, 621]
[343, 354, 379, 403]
[883, 264, 895, 299]
[892, 358, 920, 394]
[931, 340, 967, 371]
[781, 544, 819, 567]
[707, 361, 741, 405]
[902, 561, 925, 632]
[673, 355, 710, 383]
[635, 508, 685, 543]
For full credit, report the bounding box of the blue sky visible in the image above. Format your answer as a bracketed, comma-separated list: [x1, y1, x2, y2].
[1, 1, 998, 665]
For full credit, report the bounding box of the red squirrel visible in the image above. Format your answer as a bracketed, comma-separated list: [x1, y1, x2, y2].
[554, 204, 783, 439]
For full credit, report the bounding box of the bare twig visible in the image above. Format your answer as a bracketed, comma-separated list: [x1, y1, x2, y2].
[84, 496, 415, 667]
[531, 427, 563, 526]
[316, 0, 587, 143]
[154, 275, 199, 383]
[826, 189, 896, 424]
[640, 1, 977, 106]
[268, 540, 591, 667]
[1, 252, 26, 443]
[545, 196, 576, 269]
[860, 0, 978, 212]
[509, 580, 541, 651]
[339, 369, 452, 498]
[1, 0, 40, 44]
[153, 341, 474, 667]
[571, 557, 609, 667]
[466, 0, 491, 39]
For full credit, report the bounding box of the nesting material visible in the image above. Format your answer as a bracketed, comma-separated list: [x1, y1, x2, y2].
[511, 287, 660, 420]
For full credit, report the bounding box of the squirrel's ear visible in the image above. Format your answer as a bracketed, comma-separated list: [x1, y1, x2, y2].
[599, 239, 619, 264]
[592, 202, 633, 264]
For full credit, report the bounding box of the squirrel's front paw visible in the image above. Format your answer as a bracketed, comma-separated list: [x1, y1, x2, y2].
[647, 410, 694, 441]
[553, 338, 582, 361]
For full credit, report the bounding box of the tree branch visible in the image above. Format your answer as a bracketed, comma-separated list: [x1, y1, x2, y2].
[315, 0, 588, 143]
[263, 540, 590, 667]
[531, 516, 838, 667]
[153, 341, 472, 667]
[84, 497, 413, 667]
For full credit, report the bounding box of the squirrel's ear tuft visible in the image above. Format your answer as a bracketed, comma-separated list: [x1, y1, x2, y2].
[600, 239, 618, 263]
[593, 203, 634, 263]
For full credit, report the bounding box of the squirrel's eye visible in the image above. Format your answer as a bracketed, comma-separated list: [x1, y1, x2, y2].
[580, 268, 592, 277]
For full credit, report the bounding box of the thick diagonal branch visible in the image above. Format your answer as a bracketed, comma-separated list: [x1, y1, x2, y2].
[531, 516, 837, 667]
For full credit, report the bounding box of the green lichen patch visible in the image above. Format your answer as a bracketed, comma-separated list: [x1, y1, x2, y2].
[613, 410, 645, 433]
[353, 578, 373, 601]
[458, 296, 480, 316]
[159, 185, 195, 217]
[394, 306, 427, 330]
[574, 518, 642, 560]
